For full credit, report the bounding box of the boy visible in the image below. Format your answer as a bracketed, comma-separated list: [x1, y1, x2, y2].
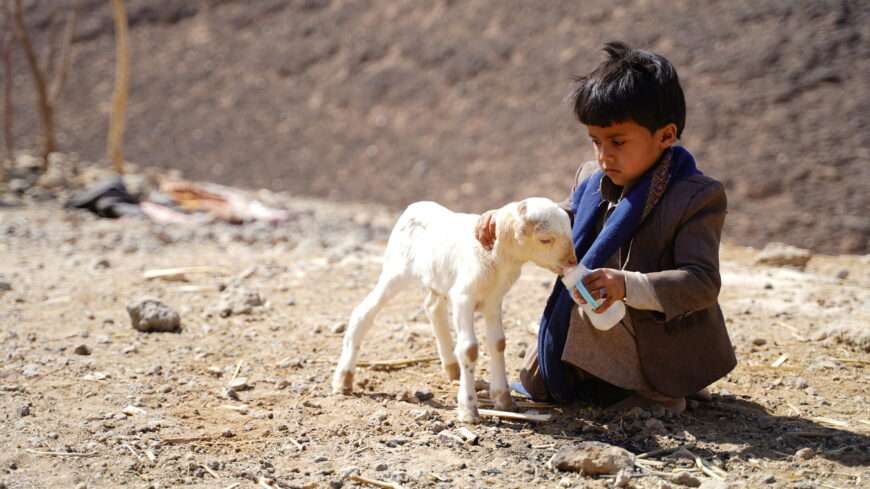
[477, 41, 735, 414]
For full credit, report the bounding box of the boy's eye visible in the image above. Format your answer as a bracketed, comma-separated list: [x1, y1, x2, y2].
[539, 238, 554, 245]
[612, 139, 625, 147]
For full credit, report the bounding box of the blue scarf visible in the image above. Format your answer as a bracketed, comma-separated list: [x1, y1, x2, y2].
[536, 146, 701, 403]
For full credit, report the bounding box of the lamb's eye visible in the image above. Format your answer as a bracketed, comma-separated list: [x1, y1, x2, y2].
[539, 238, 553, 245]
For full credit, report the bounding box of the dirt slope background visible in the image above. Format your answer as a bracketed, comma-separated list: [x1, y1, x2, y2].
[6, 0, 870, 253]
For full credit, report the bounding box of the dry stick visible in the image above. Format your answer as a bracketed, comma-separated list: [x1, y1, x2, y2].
[637, 443, 695, 460]
[357, 356, 440, 369]
[835, 357, 870, 366]
[107, 0, 129, 174]
[257, 477, 276, 489]
[201, 464, 220, 479]
[122, 443, 142, 461]
[1, 0, 14, 169]
[25, 449, 97, 457]
[478, 408, 551, 423]
[12, 0, 76, 170]
[223, 484, 240, 489]
[347, 474, 406, 489]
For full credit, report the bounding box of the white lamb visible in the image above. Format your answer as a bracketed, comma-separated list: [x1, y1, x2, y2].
[332, 197, 577, 423]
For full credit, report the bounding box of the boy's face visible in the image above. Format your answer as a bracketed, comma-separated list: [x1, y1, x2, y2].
[586, 120, 677, 187]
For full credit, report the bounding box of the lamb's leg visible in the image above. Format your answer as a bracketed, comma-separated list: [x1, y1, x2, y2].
[424, 290, 459, 381]
[451, 293, 480, 423]
[332, 272, 406, 394]
[483, 303, 514, 411]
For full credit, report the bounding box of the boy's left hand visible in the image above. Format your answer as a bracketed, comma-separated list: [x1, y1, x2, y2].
[581, 268, 626, 313]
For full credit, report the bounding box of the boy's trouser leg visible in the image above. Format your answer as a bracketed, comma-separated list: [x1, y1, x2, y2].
[518, 342, 552, 402]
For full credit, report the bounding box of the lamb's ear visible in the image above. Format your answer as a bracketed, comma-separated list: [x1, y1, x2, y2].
[475, 209, 498, 251]
[513, 202, 535, 242]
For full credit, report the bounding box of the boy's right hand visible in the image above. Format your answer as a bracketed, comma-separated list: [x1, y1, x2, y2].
[475, 210, 497, 250]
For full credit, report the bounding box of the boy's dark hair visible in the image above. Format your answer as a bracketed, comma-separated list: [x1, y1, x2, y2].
[571, 41, 686, 138]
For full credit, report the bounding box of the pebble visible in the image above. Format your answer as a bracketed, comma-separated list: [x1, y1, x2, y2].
[614, 468, 633, 487]
[754, 242, 813, 270]
[73, 344, 92, 355]
[548, 441, 635, 475]
[759, 473, 776, 484]
[752, 337, 767, 346]
[227, 377, 252, 392]
[127, 297, 181, 333]
[18, 405, 31, 417]
[22, 364, 40, 377]
[414, 389, 434, 402]
[794, 447, 815, 460]
[375, 463, 388, 472]
[644, 418, 666, 433]
[212, 286, 265, 317]
[670, 471, 701, 487]
[835, 269, 849, 280]
[0, 280, 11, 292]
[330, 322, 347, 334]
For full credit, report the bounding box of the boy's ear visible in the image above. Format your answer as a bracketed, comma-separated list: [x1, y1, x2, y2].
[658, 123, 678, 148]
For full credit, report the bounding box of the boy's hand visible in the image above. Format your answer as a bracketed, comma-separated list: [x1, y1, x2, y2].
[572, 268, 626, 313]
[475, 210, 497, 251]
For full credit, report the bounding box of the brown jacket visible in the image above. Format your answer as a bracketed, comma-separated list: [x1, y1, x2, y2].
[560, 160, 736, 398]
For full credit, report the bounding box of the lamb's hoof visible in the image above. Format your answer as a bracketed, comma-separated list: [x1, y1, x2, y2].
[444, 362, 460, 381]
[331, 370, 354, 395]
[492, 390, 516, 411]
[457, 406, 481, 424]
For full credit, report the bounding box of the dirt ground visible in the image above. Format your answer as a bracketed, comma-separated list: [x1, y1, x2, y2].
[1, 190, 868, 489]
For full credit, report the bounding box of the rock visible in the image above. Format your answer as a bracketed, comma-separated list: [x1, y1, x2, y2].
[758, 473, 776, 484]
[330, 322, 347, 334]
[793, 377, 808, 389]
[91, 258, 111, 270]
[670, 471, 701, 487]
[228, 377, 253, 392]
[835, 269, 849, 280]
[414, 389, 434, 402]
[127, 298, 181, 333]
[548, 442, 635, 475]
[794, 447, 815, 460]
[754, 242, 812, 270]
[0, 279, 11, 292]
[18, 404, 31, 417]
[614, 468, 633, 487]
[212, 286, 265, 317]
[643, 418, 666, 433]
[375, 463, 388, 472]
[22, 364, 40, 377]
[73, 344, 92, 356]
[751, 337, 767, 347]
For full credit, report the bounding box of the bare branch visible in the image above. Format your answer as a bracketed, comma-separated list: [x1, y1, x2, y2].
[107, 0, 130, 175]
[1, 0, 15, 171]
[49, 5, 78, 102]
[12, 0, 54, 170]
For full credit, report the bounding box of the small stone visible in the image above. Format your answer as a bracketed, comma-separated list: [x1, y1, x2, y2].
[643, 418, 666, 433]
[670, 471, 701, 487]
[73, 344, 92, 356]
[759, 473, 776, 484]
[0, 280, 11, 292]
[314, 456, 328, 463]
[548, 441, 635, 475]
[763, 283, 773, 289]
[752, 337, 767, 346]
[754, 242, 812, 270]
[227, 377, 252, 392]
[375, 463, 388, 472]
[75, 483, 87, 489]
[127, 297, 181, 333]
[222, 429, 235, 438]
[558, 476, 572, 487]
[18, 405, 31, 417]
[22, 364, 40, 377]
[835, 269, 849, 280]
[92, 258, 111, 270]
[614, 468, 633, 487]
[794, 377, 808, 389]
[330, 322, 347, 334]
[794, 447, 815, 460]
[211, 286, 265, 317]
[414, 389, 434, 402]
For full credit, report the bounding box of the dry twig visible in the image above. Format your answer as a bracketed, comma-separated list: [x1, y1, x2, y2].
[25, 449, 97, 457]
[347, 474, 406, 489]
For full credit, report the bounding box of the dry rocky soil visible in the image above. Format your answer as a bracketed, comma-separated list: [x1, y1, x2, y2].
[1, 183, 869, 489]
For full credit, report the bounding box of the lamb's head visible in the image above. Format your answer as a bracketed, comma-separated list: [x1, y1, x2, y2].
[494, 197, 577, 274]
